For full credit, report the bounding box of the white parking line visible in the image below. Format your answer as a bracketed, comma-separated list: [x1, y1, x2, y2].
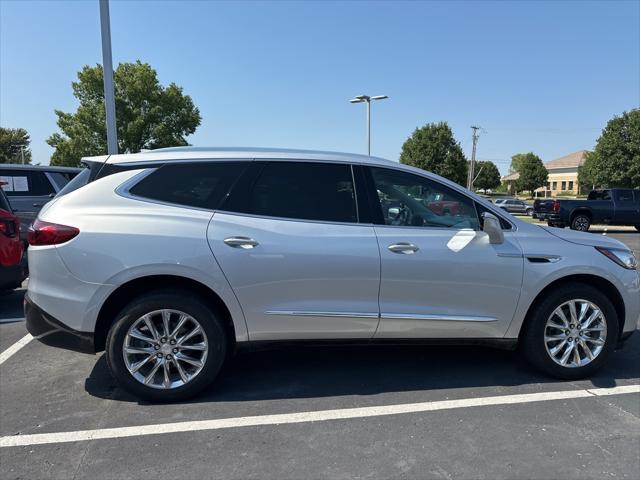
[0, 333, 33, 366]
[1, 384, 637, 448]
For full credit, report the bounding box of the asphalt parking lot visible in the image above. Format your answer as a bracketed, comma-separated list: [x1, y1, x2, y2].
[1, 230, 639, 479]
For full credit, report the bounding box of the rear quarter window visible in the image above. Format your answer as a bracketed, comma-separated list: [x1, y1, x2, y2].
[128, 162, 248, 210]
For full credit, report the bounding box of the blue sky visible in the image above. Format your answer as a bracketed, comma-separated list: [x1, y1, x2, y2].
[1, 0, 639, 173]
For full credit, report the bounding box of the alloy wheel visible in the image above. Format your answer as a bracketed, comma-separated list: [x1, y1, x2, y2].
[123, 309, 208, 389]
[544, 299, 607, 368]
[573, 216, 589, 231]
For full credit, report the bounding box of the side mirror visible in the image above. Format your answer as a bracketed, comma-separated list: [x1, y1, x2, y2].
[482, 212, 504, 244]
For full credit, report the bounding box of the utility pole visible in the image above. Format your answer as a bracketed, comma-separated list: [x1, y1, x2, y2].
[99, 0, 118, 155]
[20, 146, 25, 165]
[467, 126, 480, 190]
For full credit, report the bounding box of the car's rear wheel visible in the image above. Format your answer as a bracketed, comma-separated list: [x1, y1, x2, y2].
[521, 283, 618, 379]
[570, 214, 591, 231]
[635, 225, 640, 232]
[105, 290, 227, 402]
[526, 208, 533, 216]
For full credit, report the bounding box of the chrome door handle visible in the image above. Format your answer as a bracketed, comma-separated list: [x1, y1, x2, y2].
[388, 242, 419, 254]
[224, 236, 259, 249]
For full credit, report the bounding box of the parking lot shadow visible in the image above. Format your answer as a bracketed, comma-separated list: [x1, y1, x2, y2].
[85, 335, 639, 405]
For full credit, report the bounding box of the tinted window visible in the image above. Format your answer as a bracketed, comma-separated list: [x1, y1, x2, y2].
[232, 162, 357, 223]
[56, 168, 90, 198]
[369, 167, 479, 229]
[588, 190, 611, 200]
[615, 190, 634, 203]
[47, 172, 77, 190]
[130, 162, 248, 210]
[0, 188, 11, 212]
[0, 169, 54, 197]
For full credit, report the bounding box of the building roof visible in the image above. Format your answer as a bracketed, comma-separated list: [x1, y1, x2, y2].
[544, 150, 587, 170]
[501, 150, 588, 181]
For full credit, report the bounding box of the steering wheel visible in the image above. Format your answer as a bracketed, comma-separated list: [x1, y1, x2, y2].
[392, 203, 412, 226]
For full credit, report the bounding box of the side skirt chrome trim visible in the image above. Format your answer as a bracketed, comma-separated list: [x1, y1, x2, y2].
[265, 311, 498, 323]
[265, 311, 379, 319]
[381, 313, 497, 322]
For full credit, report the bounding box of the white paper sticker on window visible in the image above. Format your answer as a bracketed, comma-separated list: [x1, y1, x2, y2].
[0, 176, 14, 192]
[12, 176, 29, 192]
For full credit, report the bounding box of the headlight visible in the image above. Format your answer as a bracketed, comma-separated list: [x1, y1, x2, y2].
[596, 247, 637, 270]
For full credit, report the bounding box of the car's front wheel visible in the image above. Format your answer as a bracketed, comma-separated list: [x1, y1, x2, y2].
[521, 283, 618, 379]
[105, 290, 227, 402]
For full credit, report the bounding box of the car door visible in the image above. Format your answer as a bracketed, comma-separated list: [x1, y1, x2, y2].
[207, 160, 381, 341]
[364, 165, 524, 339]
[613, 190, 639, 224]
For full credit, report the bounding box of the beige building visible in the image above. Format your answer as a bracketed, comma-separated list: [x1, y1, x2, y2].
[502, 150, 587, 197]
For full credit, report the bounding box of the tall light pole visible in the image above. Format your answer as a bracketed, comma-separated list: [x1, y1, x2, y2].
[349, 94, 388, 155]
[99, 0, 118, 155]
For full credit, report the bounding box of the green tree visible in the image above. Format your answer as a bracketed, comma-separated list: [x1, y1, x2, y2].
[577, 151, 597, 190]
[400, 122, 467, 185]
[578, 109, 640, 188]
[47, 61, 201, 166]
[0, 127, 32, 164]
[509, 153, 528, 174]
[514, 152, 548, 196]
[472, 160, 501, 191]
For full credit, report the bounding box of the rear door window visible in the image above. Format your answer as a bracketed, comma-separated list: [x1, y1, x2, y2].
[0, 170, 55, 197]
[615, 190, 634, 203]
[225, 161, 357, 223]
[129, 162, 248, 210]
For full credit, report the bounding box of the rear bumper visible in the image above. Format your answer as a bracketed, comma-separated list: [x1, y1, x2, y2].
[25, 293, 95, 354]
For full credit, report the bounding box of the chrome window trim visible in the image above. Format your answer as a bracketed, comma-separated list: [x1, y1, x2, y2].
[214, 209, 372, 227]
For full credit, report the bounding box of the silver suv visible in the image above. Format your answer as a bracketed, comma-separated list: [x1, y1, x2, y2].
[25, 148, 639, 402]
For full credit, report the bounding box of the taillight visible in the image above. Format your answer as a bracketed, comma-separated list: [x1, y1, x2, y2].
[552, 201, 561, 212]
[28, 219, 79, 246]
[0, 210, 18, 238]
[0, 219, 17, 237]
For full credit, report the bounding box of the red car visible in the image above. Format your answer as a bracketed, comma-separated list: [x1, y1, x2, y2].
[1, 181, 26, 291]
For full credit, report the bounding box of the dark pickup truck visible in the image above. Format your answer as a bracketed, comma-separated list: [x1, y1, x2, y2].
[532, 198, 555, 220]
[546, 189, 640, 231]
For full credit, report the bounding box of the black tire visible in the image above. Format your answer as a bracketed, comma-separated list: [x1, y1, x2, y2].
[635, 225, 640, 232]
[526, 208, 533, 216]
[521, 283, 619, 379]
[570, 214, 591, 231]
[105, 290, 227, 402]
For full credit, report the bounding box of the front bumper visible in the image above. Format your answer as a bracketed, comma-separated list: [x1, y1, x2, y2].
[25, 293, 95, 354]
